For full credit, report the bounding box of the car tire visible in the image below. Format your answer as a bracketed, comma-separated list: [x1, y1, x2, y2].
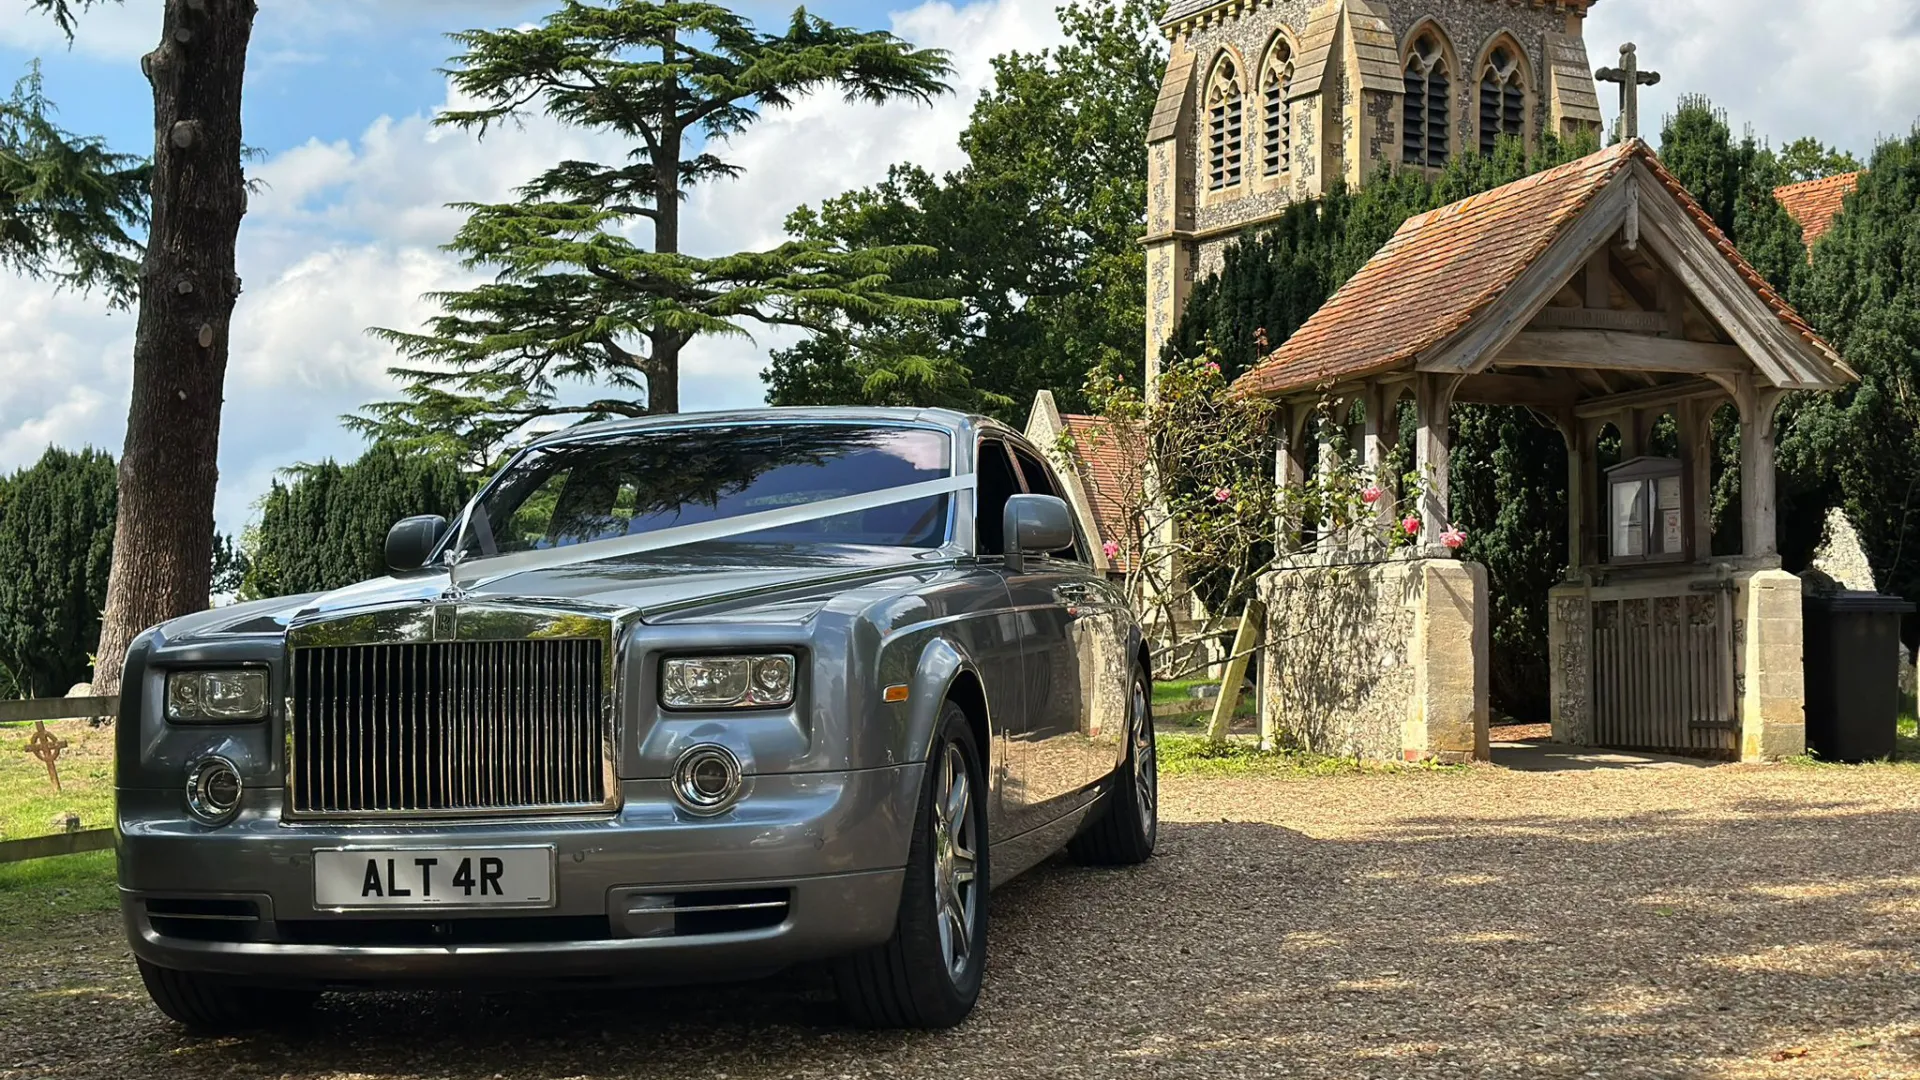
[136, 958, 317, 1032]
[1068, 664, 1157, 866]
[832, 701, 989, 1029]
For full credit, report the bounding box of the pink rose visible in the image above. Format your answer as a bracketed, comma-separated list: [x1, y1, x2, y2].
[1361, 484, 1384, 506]
[1214, 487, 1233, 503]
[1204, 361, 1222, 376]
[1102, 540, 1121, 559]
[1403, 516, 1421, 536]
[1441, 528, 1468, 550]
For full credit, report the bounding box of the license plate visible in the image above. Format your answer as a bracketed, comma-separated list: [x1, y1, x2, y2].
[313, 847, 555, 910]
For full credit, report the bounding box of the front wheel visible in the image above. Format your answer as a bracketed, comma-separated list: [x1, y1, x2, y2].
[137, 959, 317, 1032]
[1069, 664, 1157, 866]
[832, 702, 988, 1029]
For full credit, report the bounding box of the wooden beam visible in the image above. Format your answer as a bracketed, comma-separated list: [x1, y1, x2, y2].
[1456, 372, 1581, 408]
[1530, 307, 1670, 334]
[1584, 250, 1613, 310]
[0, 829, 113, 864]
[0, 696, 119, 724]
[1572, 378, 1725, 420]
[1608, 250, 1660, 312]
[1497, 331, 1749, 375]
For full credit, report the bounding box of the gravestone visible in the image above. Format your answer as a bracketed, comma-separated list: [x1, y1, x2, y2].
[1811, 508, 1877, 592]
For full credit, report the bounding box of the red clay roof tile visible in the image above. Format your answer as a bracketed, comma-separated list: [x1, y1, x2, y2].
[1234, 141, 1843, 398]
[1774, 172, 1859, 251]
[1058, 413, 1145, 573]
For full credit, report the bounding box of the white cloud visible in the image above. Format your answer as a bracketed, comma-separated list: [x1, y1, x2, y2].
[1585, 0, 1920, 154]
[0, 0, 1044, 539]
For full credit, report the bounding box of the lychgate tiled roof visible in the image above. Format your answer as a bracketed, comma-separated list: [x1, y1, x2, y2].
[1235, 140, 1842, 398]
[1775, 172, 1860, 251]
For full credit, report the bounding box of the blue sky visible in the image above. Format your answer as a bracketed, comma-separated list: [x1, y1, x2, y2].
[0, 0, 1916, 539]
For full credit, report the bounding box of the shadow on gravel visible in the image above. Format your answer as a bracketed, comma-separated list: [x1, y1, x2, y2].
[6, 800, 1920, 1079]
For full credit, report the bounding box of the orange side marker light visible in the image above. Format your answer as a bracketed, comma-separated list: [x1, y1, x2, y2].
[883, 685, 911, 703]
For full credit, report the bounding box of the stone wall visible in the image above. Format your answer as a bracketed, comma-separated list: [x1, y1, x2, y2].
[1259, 554, 1488, 762]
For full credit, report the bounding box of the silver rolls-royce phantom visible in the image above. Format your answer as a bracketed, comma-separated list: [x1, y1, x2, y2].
[117, 408, 1157, 1031]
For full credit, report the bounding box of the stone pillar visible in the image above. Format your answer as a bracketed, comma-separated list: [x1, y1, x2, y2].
[1740, 569, 1807, 761]
[1407, 559, 1491, 763]
[1415, 373, 1455, 541]
[1548, 583, 1593, 745]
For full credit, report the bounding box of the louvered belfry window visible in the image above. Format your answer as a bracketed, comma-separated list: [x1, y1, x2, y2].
[1262, 42, 1293, 178]
[1402, 33, 1451, 168]
[1208, 57, 1245, 190]
[1478, 46, 1526, 155]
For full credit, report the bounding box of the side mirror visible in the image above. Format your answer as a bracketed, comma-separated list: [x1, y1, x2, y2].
[1003, 494, 1074, 572]
[386, 515, 449, 572]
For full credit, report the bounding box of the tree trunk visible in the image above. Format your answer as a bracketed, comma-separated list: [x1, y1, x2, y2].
[91, 0, 256, 695]
[648, 164, 681, 413]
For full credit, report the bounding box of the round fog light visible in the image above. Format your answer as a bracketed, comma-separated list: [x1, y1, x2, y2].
[673, 745, 742, 815]
[186, 757, 243, 823]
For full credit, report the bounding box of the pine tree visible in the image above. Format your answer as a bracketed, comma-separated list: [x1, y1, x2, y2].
[0, 448, 118, 697]
[241, 445, 473, 600]
[359, 1, 953, 463]
[1795, 130, 1920, 618]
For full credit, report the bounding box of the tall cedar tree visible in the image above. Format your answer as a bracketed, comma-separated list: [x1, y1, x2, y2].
[0, 62, 148, 304]
[0, 447, 117, 697]
[360, 1, 954, 464]
[36, 0, 259, 695]
[765, 0, 1164, 419]
[1796, 130, 1920, 629]
[241, 445, 471, 600]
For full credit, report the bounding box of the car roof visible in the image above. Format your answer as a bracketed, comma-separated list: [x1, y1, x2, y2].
[524, 407, 1021, 449]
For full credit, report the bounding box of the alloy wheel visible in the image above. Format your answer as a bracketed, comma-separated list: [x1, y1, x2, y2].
[1132, 679, 1157, 831]
[931, 741, 979, 982]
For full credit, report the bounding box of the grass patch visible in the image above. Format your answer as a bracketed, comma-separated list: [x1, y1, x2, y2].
[0, 850, 117, 941]
[0, 719, 115, 841]
[1784, 713, 1920, 768]
[1157, 734, 1461, 778]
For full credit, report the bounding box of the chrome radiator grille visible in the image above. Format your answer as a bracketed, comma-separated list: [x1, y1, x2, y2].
[289, 639, 610, 818]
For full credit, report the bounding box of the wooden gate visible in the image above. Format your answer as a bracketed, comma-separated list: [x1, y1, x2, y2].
[1589, 582, 1739, 755]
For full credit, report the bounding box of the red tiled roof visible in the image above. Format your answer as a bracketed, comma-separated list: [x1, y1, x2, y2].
[1235, 140, 1843, 397]
[1059, 414, 1145, 573]
[1775, 172, 1859, 251]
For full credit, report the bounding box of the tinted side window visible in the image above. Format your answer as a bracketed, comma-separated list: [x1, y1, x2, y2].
[975, 439, 1019, 556]
[1010, 445, 1087, 563]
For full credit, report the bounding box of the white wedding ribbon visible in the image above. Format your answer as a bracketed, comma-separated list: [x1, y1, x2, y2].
[449, 474, 976, 592]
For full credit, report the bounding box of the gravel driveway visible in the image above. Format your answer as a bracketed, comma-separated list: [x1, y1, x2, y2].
[5, 764, 1919, 1080]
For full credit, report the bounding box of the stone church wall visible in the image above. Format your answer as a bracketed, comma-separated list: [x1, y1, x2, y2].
[1259, 554, 1487, 762]
[1176, 0, 1578, 286]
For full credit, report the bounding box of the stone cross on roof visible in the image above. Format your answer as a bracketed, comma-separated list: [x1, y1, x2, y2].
[1596, 43, 1661, 140]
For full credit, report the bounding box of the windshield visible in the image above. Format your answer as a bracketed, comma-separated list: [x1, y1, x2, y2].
[457, 424, 954, 558]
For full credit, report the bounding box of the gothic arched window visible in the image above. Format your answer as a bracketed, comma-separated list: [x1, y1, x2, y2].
[1402, 31, 1452, 168]
[1478, 44, 1526, 155]
[1261, 41, 1294, 178]
[1207, 56, 1245, 190]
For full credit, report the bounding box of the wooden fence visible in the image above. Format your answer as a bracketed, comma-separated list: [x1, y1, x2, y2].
[0, 695, 118, 864]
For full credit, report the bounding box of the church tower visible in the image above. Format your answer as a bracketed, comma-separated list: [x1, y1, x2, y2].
[1144, 0, 1606, 372]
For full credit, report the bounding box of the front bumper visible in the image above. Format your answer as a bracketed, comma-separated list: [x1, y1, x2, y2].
[119, 765, 921, 988]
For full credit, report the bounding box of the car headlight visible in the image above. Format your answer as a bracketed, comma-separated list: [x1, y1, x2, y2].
[661, 655, 797, 710]
[167, 670, 270, 722]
